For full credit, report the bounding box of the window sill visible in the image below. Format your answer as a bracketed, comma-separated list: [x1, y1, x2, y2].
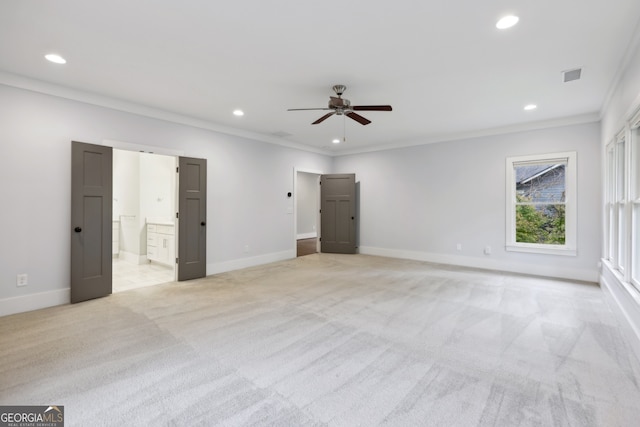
[506, 244, 577, 256]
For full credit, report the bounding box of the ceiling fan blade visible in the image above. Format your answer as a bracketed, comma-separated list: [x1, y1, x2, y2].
[346, 112, 371, 125]
[287, 108, 332, 111]
[351, 105, 393, 111]
[312, 112, 336, 125]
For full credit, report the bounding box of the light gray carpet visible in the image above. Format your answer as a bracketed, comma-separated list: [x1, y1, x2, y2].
[1, 254, 640, 426]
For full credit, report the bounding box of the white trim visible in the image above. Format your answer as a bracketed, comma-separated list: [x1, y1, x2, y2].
[359, 246, 597, 282]
[0, 72, 331, 156]
[334, 113, 600, 156]
[600, 16, 640, 120]
[505, 244, 576, 256]
[631, 107, 640, 129]
[0, 72, 601, 158]
[293, 167, 323, 257]
[0, 288, 70, 317]
[600, 260, 640, 363]
[105, 139, 185, 157]
[297, 232, 317, 239]
[207, 250, 294, 275]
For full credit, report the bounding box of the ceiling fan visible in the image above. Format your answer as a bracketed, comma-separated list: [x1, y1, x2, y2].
[287, 84, 392, 125]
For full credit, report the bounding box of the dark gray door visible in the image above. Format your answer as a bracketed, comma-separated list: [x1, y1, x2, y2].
[71, 141, 113, 303]
[178, 156, 207, 281]
[320, 173, 356, 254]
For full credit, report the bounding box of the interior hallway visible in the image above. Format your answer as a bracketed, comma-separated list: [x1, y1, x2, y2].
[2, 254, 639, 426]
[296, 237, 317, 257]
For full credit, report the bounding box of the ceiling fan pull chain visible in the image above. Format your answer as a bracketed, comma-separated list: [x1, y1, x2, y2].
[343, 114, 347, 142]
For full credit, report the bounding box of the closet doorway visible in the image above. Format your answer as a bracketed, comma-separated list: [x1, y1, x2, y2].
[112, 149, 177, 292]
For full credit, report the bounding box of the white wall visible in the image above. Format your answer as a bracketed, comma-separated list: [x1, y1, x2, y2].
[0, 84, 331, 315]
[599, 34, 640, 359]
[113, 149, 141, 255]
[296, 172, 318, 238]
[139, 152, 176, 223]
[334, 122, 602, 281]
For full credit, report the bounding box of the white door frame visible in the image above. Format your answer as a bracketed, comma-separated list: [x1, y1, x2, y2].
[293, 167, 324, 254]
[107, 139, 183, 282]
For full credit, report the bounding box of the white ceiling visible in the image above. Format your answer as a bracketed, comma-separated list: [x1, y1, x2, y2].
[1, 0, 639, 154]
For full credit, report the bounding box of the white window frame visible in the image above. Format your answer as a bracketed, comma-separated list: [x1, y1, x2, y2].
[505, 151, 577, 256]
[605, 140, 617, 263]
[614, 130, 628, 274]
[630, 112, 640, 289]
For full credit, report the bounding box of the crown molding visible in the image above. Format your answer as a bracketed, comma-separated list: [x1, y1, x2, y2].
[600, 15, 640, 119]
[0, 70, 332, 156]
[333, 112, 600, 157]
[0, 70, 602, 159]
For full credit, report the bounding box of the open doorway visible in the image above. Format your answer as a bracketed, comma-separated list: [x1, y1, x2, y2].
[112, 149, 177, 292]
[295, 170, 321, 257]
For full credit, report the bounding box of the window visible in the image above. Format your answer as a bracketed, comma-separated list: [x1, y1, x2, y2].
[631, 119, 640, 289]
[615, 133, 627, 273]
[506, 152, 577, 255]
[606, 142, 617, 262]
[604, 112, 640, 291]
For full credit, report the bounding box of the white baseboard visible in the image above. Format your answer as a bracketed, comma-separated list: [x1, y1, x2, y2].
[297, 232, 317, 240]
[358, 246, 598, 282]
[600, 262, 640, 363]
[207, 250, 295, 275]
[119, 250, 148, 265]
[0, 288, 70, 317]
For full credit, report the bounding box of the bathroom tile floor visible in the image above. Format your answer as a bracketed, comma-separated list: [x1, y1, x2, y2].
[112, 257, 175, 292]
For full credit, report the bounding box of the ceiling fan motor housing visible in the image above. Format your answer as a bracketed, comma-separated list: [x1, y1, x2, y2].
[329, 97, 350, 109]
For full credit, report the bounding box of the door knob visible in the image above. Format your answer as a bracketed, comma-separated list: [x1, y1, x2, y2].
[201, 222, 206, 226]
[74, 226, 82, 232]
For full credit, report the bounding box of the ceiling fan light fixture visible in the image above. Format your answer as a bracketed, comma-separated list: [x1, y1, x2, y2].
[496, 15, 519, 30]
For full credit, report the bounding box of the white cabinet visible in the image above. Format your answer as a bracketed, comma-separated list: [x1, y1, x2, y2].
[147, 223, 175, 266]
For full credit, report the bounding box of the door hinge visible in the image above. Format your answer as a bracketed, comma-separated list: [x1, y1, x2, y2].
[176, 167, 179, 173]
[175, 257, 178, 264]
[176, 212, 179, 219]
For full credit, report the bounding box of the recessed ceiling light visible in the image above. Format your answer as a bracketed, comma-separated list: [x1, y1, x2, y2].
[332, 139, 340, 144]
[233, 109, 244, 117]
[496, 15, 519, 30]
[45, 54, 66, 64]
[524, 104, 537, 111]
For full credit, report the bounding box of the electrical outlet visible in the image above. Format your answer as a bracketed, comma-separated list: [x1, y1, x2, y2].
[484, 246, 492, 255]
[17, 274, 28, 287]
[456, 243, 462, 251]
[244, 245, 249, 253]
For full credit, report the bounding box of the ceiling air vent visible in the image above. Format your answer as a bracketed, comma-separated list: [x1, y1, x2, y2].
[562, 68, 582, 83]
[271, 131, 293, 138]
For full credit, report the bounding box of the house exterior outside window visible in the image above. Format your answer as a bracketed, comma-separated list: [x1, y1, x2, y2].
[506, 152, 577, 256]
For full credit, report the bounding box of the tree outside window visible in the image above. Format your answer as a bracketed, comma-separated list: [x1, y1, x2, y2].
[515, 163, 566, 244]
[506, 152, 576, 256]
